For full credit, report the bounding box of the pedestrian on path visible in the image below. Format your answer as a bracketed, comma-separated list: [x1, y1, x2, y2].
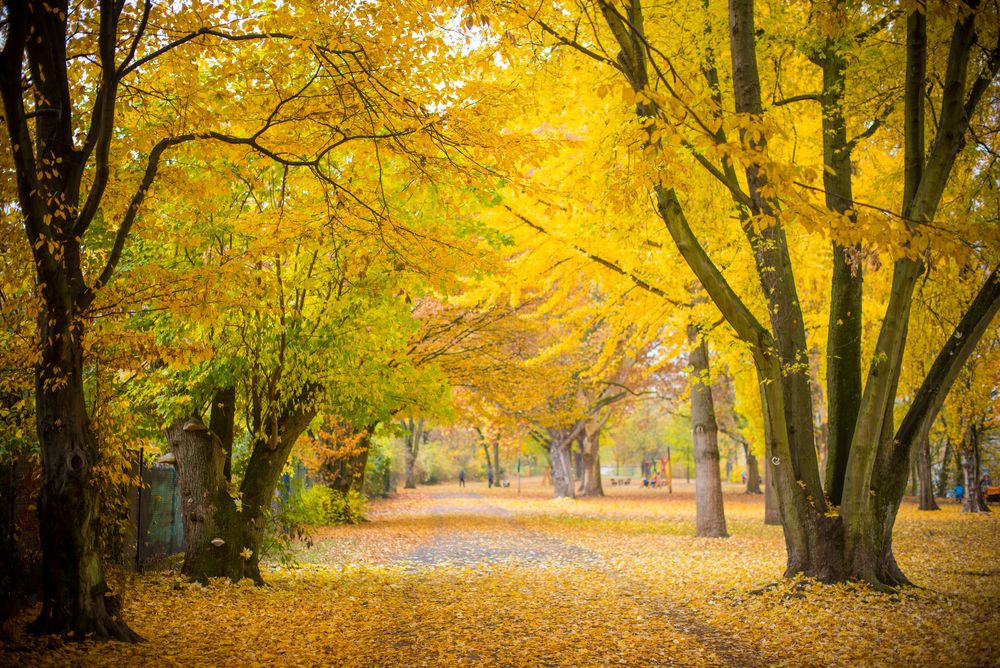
[487, 468, 494, 488]
[458, 469, 465, 487]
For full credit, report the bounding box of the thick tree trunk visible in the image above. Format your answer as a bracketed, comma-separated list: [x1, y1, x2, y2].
[549, 430, 576, 499]
[237, 403, 317, 582]
[29, 288, 141, 641]
[916, 434, 940, 511]
[818, 20, 864, 506]
[167, 418, 243, 582]
[729, 0, 824, 509]
[580, 418, 605, 497]
[689, 327, 728, 537]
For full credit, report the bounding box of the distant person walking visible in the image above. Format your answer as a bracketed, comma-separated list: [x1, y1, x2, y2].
[487, 468, 494, 488]
[458, 469, 465, 488]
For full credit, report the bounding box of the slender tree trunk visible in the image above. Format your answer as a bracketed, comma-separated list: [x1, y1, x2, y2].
[688, 326, 728, 537]
[936, 438, 953, 497]
[744, 443, 762, 494]
[493, 440, 501, 485]
[481, 440, 493, 487]
[916, 433, 939, 511]
[960, 424, 989, 513]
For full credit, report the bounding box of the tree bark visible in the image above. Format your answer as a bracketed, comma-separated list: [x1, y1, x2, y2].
[815, 1, 864, 505]
[209, 386, 237, 482]
[960, 424, 990, 513]
[166, 418, 243, 583]
[480, 439, 493, 487]
[579, 417, 605, 497]
[29, 305, 141, 641]
[744, 443, 762, 494]
[402, 418, 424, 489]
[493, 440, 502, 485]
[689, 326, 728, 537]
[237, 401, 317, 582]
[916, 433, 940, 511]
[549, 428, 576, 499]
[936, 438, 953, 498]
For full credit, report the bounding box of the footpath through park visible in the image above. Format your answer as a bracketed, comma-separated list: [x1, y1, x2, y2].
[376, 488, 760, 667]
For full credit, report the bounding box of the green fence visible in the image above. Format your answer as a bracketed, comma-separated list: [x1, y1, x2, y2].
[135, 455, 185, 568]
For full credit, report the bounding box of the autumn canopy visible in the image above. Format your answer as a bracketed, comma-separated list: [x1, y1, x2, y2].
[0, 0, 998, 663]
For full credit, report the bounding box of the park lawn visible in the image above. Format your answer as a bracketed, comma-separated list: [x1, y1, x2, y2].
[1, 481, 998, 667]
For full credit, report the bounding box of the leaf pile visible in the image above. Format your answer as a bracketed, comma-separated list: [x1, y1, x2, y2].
[1, 481, 997, 666]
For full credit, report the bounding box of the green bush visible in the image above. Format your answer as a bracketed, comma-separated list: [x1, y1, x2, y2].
[363, 439, 394, 498]
[287, 485, 367, 527]
[261, 483, 367, 565]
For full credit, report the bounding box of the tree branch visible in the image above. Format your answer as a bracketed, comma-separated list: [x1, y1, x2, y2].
[505, 205, 684, 307]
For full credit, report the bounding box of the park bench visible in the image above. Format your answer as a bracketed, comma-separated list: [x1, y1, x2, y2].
[986, 486, 1000, 503]
[610, 478, 632, 486]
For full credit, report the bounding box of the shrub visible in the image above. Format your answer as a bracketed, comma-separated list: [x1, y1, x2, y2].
[288, 485, 367, 527]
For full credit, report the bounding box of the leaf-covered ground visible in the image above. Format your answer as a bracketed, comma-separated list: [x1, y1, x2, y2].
[2, 480, 999, 666]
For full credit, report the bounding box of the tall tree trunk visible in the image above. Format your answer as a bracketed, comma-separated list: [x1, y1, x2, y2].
[0, 0, 144, 641]
[493, 440, 502, 485]
[816, 3, 864, 505]
[167, 418, 243, 583]
[481, 439, 493, 487]
[402, 418, 424, 490]
[936, 438, 953, 498]
[916, 433, 939, 511]
[960, 424, 989, 513]
[237, 402, 317, 583]
[689, 326, 728, 537]
[29, 302, 140, 641]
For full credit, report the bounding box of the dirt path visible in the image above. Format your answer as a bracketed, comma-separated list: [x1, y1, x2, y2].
[390, 489, 760, 668]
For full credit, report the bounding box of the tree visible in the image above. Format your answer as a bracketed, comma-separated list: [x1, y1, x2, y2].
[401, 417, 428, 489]
[687, 325, 728, 537]
[511, 0, 1000, 586]
[0, 0, 506, 627]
